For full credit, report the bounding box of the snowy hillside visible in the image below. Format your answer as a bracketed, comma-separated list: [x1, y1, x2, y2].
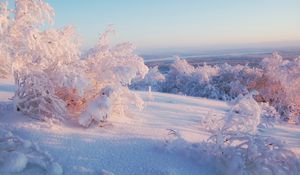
[1, 79, 300, 175]
[1, 0, 299, 174]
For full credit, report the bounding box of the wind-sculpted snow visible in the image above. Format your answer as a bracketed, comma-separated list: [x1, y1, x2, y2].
[0, 129, 63, 175]
[132, 53, 300, 123]
[0, 0, 148, 126]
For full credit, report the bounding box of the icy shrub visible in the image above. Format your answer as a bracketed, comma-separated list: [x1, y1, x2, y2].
[130, 66, 165, 92]
[13, 70, 66, 121]
[0, 129, 63, 174]
[224, 92, 261, 134]
[202, 94, 300, 174]
[0, 2, 15, 78]
[209, 64, 262, 100]
[163, 58, 196, 94]
[0, 0, 82, 120]
[167, 93, 300, 175]
[161, 58, 262, 101]
[197, 134, 300, 175]
[139, 53, 299, 122]
[162, 58, 220, 95]
[257, 52, 300, 123]
[77, 27, 148, 127]
[0, 48, 10, 78]
[203, 92, 261, 135]
[258, 102, 280, 128]
[0, 0, 148, 126]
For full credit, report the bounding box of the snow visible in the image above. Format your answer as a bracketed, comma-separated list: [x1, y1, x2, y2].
[1, 79, 300, 174]
[79, 87, 113, 127]
[1, 1, 299, 174]
[2, 152, 28, 173]
[79, 95, 111, 127]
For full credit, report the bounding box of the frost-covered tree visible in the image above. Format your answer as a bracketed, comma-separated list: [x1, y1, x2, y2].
[0, 0, 148, 126]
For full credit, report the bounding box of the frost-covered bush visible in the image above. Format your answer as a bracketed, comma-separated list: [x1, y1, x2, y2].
[224, 92, 261, 134]
[161, 58, 262, 101]
[130, 66, 165, 91]
[203, 92, 261, 135]
[258, 102, 280, 128]
[13, 69, 67, 121]
[163, 58, 196, 94]
[0, 0, 148, 126]
[202, 93, 300, 174]
[0, 2, 12, 78]
[167, 93, 300, 175]
[162, 58, 219, 95]
[0, 0, 82, 120]
[134, 53, 299, 122]
[77, 27, 148, 127]
[256, 52, 300, 123]
[0, 129, 63, 174]
[0, 47, 10, 78]
[209, 63, 262, 100]
[196, 134, 300, 175]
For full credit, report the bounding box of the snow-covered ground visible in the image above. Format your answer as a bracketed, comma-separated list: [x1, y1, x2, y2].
[1, 79, 300, 175]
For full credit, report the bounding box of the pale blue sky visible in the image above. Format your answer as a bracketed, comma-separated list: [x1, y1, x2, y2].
[46, 0, 300, 52]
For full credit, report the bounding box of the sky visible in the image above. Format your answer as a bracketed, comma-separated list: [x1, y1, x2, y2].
[45, 0, 300, 53]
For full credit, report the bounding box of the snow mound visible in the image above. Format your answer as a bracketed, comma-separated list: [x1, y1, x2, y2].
[79, 87, 112, 127]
